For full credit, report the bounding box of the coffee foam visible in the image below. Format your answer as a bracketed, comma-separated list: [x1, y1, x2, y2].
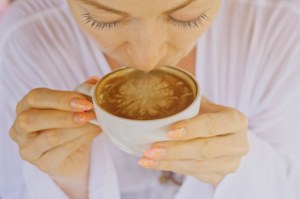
[96, 68, 195, 120]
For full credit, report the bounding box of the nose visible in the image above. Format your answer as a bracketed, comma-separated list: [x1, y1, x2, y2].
[125, 22, 167, 72]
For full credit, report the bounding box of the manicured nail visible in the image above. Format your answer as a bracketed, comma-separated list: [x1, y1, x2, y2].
[74, 112, 94, 123]
[70, 98, 93, 110]
[144, 147, 167, 160]
[168, 127, 187, 140]
[86, 76, 100, 84]
[138, 159, 158, 168]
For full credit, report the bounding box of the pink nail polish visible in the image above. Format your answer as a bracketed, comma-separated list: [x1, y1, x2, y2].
[144, 148, 167, 160]
[168, 127, 187, 140]
[138, 159, 158, 168]
[86, 76, 100, 84]
[74, 112, 92, 123]
[70, 98, 93, 110]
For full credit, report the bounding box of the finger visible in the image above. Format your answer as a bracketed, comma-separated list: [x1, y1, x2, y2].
[9, 127, 26, 145]
[15, 109, 96, 134]
[86, 76, 101, 84]
[16, 88, 94, 115]
[19, 123, 101, 162]
[145, 133, 248, 161]
[9, 120, 39, 145]
[195, 173, 224, 185]
[199, 96, 226, 114]
[33, 131, 99, 175]
[138, 157, 240, 182]
[169, 108, 248, 140]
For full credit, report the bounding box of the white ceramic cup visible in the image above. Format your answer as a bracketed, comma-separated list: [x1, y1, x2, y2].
[75, 66, 201, 156]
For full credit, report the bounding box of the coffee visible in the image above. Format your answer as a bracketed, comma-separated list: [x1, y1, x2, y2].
[95, 66, 197, 120]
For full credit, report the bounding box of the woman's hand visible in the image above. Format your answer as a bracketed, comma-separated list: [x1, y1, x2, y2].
[9, 78, 101, 198]
[138, 97, 249, 185]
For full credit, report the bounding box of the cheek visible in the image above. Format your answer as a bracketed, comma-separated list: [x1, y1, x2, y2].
[167, 27, 206, 55]
[88, 31, 124, 52]
[169, 17, 219, 53]
[77, 19, 125, 52]
[172, 1, 221, 47]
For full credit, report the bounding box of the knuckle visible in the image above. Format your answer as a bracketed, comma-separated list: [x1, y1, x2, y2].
[238, 114, 248, 130]
[236, 133, 249, 156]
[9, 128, 17, 141]
[17, 111, 31, 132]
[16, 101, 23, 114]
[227, 162, 240, 174]
[26, 88, 46, 107]
[241, 143, 249, 156]
[230, 109, 248, 130]
[9, 125, 28, 146]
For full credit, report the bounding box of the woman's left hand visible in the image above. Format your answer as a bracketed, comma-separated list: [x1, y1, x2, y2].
[138, 97, 249, 185]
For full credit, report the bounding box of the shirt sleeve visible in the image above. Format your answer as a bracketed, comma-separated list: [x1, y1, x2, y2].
[0, 31, 70, 199]
[0, 5, 84, 198]
[210, 2, 300, 199]
[0, 5, 122, 198]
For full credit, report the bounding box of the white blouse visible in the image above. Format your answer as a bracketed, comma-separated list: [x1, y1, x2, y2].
[0, 0, 300, 198]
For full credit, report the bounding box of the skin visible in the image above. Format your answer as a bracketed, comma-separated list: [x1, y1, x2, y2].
[9, 0, 249, 198]
[68, 0, 221, 72]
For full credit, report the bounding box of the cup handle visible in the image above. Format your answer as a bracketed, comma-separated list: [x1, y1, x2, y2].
[74, 82, 100, 126]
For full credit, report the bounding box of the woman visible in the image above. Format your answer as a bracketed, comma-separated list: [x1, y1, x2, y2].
[0, 0, 299, 198]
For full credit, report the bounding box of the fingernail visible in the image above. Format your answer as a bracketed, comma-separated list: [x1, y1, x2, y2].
[144, 147, 167, 160]
[168, 127, 187, 140]
[74, 112, 94, 123]
[86, 76, 100, 84]
[70, 98, 93, 110]
[138, 159, 158, 168]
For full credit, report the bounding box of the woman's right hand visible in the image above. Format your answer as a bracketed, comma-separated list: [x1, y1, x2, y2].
[9, 79, 101, 197]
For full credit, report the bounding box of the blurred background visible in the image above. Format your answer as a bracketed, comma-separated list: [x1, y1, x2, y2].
[0, 0, 11, 18]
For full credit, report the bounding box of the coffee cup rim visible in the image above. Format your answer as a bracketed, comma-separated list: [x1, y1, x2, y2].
[93, 65, 201, 123]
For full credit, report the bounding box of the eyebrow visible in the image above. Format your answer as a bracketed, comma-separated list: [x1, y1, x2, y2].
[78, 0, 197, 16]
[78, 0, 129, 15]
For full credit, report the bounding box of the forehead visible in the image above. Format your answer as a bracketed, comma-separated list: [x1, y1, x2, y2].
[96, 0, 191, 7]
[88, 0, 200, 14]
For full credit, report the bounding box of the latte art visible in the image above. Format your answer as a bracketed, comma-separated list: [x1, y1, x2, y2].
[96, 68, 195, 120]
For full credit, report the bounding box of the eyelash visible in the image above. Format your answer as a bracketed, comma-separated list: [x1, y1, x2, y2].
[82, 13, 120, 30]
[81, 12, 210, 30]
[167, 13, 210, 29]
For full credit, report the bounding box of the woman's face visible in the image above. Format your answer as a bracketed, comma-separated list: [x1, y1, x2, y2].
[68, 0, 221, 72]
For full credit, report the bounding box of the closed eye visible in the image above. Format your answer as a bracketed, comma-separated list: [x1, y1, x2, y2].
[81, 11, 210, 30]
